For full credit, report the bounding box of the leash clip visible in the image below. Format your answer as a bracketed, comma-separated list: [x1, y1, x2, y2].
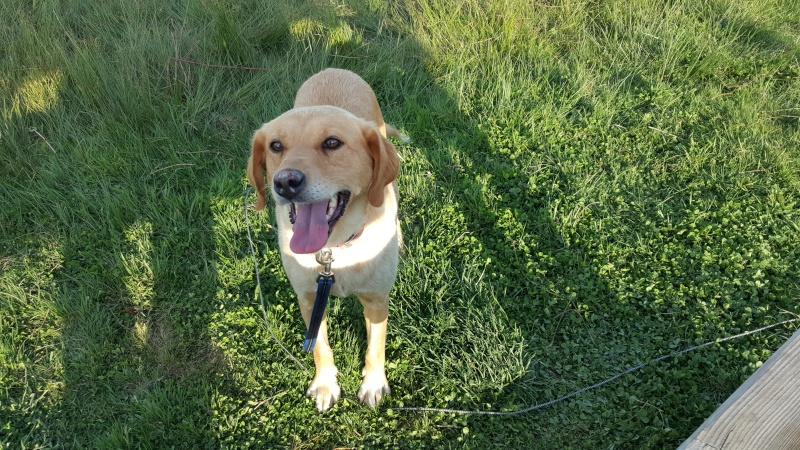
[315, 248, 334, 278]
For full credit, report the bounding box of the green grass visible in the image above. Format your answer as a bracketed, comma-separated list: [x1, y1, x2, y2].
[2, 0, 799, 447]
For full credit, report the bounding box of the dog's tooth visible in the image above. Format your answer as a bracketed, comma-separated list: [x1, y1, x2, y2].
[326, 196, 336, 218]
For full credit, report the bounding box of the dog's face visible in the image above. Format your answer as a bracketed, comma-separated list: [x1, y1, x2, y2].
[248, 106, 398, 254]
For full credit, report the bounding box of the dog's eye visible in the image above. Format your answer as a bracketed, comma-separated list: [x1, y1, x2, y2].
[269, 140, 283, 153]
[322, 137, 343, 150]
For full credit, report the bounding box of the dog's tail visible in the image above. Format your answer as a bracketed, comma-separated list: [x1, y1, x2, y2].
[385, 123, 412, 144]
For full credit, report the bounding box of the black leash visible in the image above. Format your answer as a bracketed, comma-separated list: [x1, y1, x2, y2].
[303, 248, 335, 352]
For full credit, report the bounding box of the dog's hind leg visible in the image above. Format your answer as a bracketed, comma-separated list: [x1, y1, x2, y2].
[356, 294, 391, 408]
[299, 293, 340, 412]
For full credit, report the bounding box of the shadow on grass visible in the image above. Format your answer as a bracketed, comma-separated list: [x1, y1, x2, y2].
[45, 124, 231, 447]
[376, 44, 621, 434]
[0, 30, 235, 447]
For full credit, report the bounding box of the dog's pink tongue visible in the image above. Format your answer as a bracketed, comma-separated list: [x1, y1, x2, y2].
[290, 200, 330, 254]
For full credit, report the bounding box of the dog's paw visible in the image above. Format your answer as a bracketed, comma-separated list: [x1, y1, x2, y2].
[357, 372, 390, 408]
[306, 372, 340, 413]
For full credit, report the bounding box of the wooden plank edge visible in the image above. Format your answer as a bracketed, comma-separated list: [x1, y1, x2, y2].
[678, 327, 800, 450]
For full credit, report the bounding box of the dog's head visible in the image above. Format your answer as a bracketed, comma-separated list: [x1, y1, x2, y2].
[247, 106, 399, 254]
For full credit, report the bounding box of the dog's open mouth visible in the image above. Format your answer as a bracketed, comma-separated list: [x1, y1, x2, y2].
[288, 191, 350, 254]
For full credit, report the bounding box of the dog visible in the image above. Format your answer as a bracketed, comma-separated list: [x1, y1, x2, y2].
[247, 68, 403, 412]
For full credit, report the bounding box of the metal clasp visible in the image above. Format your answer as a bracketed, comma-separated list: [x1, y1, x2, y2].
[315, 247, 334, 277]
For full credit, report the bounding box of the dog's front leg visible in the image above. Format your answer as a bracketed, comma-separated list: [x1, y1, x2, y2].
[299, 293, 340, 412]
[357, 294, 390, 407]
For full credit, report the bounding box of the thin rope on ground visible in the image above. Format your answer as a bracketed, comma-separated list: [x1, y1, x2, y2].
[244, 187, 309, 374]
[389, 318, 800, 416]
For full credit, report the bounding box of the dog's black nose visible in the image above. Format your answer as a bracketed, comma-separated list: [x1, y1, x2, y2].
[273, 169, 305, 200]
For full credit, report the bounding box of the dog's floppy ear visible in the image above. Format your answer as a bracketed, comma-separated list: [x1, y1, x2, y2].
[247, 128, 268, 211]
[364, 124, 400, 207]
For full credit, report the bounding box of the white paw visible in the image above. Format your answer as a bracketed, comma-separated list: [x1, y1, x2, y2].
[306, 371, 340, 413]
[357, 372, 390, 408]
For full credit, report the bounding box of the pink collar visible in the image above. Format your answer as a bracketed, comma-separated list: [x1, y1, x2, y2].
[338, 228, 364, 248]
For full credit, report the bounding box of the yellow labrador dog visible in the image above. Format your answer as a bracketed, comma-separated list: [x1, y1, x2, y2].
[247, 68, 402, 412]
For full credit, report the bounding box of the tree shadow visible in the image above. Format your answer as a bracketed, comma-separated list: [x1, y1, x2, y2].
[0, 6, 237, 446]
[378, 44, 622, 433]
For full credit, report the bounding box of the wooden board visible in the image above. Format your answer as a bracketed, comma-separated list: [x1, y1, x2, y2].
[679, 328, 800, 450]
